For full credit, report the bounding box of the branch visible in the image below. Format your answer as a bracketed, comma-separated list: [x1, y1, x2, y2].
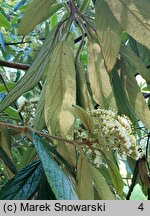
[0, 122, 97, 147]
[0, 60, 30, 70]
[126, 160, 139, 200]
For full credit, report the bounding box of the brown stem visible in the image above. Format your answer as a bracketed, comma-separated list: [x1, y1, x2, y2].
[0, 60, 30, 70]
[0, 122, 97, 147]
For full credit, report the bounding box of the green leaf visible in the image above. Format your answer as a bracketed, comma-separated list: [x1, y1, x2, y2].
[120, 45, 150, 84]
[0, 13, 11, 29]
[121, 60, 150, 130]
[0, 128, 15, 178]
[44, 35, 76, 136]
[76, 155, 94, 200]
[0, 147, 17, 175]
[79, 0, 91, 12]
[111, 66, 138, 126]
[4, 107, 20, 120]
[75, 43, 93, 110]
[32, 133, 78, 200]
[107, 0, 150, 50]
[0, 26, 57, 113]
[73, 105, 94, 132]
[100, 150, 124, 195]
[0, 82, 15, 92]
[18, 0, 56, 35]
[90, 165, 115, 200]
[0, 160, 43, 200]
[33, 87, 45, 130]
[95, 0, 122, 72]
[37, 175, 56, 200]
[88, 40, 117, 109]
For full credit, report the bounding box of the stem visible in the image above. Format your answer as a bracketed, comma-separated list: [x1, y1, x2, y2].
[0, 122, 97, 147]
[0, 60, 30, 70]
[126, 160, 139, 200]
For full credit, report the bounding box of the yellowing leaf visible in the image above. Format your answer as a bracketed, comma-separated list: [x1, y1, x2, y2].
[73, 105, 94, 132]
[88, 40, 117, 109]
[95, 0, 122, 72]
[90, 165, 115, 200]
[107, 0, 150, 50]
[44, 35, 76, 136]
[76, 155, 94, 200]
[18, 0, 56, 35]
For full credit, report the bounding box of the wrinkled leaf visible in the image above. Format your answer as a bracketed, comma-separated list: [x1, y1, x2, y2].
[32, 133, 78, 200]
[44, 35, 76, 136]
[88, 40, 117, 109]
[18, 0, 56, 35]
[107, 0, 150, 50]
[0, 160, 42, 200]
[95, 0, 122, 72]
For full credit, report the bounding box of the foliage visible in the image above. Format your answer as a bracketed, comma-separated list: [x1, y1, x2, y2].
[0, 0, 150, 200]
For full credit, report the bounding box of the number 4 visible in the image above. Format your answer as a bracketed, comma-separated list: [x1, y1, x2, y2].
[138, 203, 144, 211]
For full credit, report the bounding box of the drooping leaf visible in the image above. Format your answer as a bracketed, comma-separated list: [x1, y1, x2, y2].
[32, 133, 78, 200]
[18, 0, 56, 35]
[0, 160, 43, 200]
[0, 26, 57, 113]
[73, 105, 94, 132]
[37, 175, 56, 200]
[0, 13, 11, 29]
[121, 60, 150, 130]
[0, 147, 17, 175]
[95, 0, 122, 72]
[88, 40, 117, 109]
[138, 157, 150, 188]
[33, 87, 45, 130]
[120, 45, 150, 84]
[111, 63, 139, 126]
[44, 35, 76, 137]
[101, 150, 124, 195]
[90, 165, 115, 200]
[107, 0, 150, 50]
[76, 155, 94, 200]
[0, 128, 15, 178]
[75, 42, 93, 110]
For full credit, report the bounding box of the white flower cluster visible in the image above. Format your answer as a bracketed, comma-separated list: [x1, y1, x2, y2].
[75, 108, 142, 165]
